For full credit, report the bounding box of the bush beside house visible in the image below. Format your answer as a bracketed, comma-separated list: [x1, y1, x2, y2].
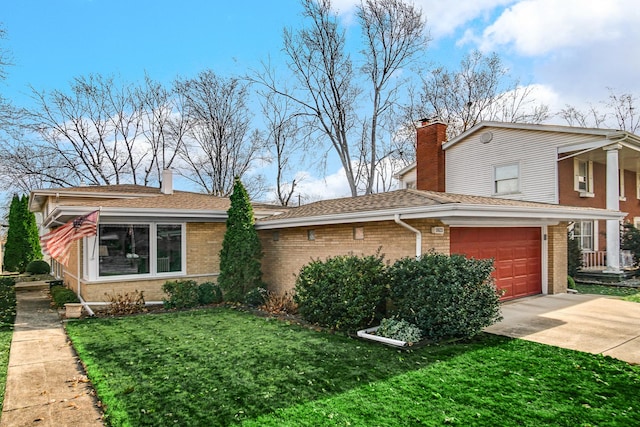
[4, 195, 42, 273]
[294, 252, 501, 342]
[218, 178, 264, 303]
[294, 254, 387, 331]
[388, 253, 501, 341]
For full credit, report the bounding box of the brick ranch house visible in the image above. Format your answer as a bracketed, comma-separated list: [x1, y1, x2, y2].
[396, 120, 640, 276]
[29, 171, 622, 307]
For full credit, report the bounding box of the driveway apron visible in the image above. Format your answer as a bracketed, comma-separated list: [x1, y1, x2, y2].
[485, 293, 640, 364]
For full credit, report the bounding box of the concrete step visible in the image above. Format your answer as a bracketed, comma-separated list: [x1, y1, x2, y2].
[14, 281, 50, 292]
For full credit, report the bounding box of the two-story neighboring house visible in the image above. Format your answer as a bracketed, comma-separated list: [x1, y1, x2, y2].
[396, 119, 640, 276]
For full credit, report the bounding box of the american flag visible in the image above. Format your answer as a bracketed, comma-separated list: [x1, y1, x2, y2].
[40, 210, 100, 266]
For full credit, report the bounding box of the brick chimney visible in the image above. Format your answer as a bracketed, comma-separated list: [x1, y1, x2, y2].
[416, 119, 447, 192]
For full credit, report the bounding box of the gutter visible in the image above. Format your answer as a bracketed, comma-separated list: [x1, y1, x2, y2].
[394, 214, 422, 258]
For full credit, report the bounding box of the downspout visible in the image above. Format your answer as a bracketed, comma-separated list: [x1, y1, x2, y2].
[394, 214, 422, 258]
[77, 238, 95, 316]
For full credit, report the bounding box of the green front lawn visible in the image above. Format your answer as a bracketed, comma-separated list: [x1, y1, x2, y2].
[0, 284, 16, 415]
[66, 307, 640, 426]
[575, 283, 640, 297]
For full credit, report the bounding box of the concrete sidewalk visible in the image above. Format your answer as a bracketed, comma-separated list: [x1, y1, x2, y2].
[485, 293, 640, 364]
[1, 283, 103, 426]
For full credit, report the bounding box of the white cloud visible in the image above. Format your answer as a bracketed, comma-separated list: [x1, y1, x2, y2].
[474, 0, 640, 56]
[292, 168, 354, 203]
[415, 0, 516, 39]
[332, 0, 515, 40]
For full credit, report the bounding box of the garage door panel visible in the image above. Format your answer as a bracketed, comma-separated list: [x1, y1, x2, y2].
[451, 227, 542, 300]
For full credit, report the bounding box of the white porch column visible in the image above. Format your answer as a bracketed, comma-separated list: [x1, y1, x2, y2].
[604, 144, 622, 273]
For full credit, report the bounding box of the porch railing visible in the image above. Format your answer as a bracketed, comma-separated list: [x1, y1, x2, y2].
[581, 250, 635, 270]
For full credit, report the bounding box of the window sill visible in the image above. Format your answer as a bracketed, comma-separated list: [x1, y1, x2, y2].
[579, 191, 595, 198]
[620, 196, 627, 202]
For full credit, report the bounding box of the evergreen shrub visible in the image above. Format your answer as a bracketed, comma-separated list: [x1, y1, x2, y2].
[162, 280, 200, 309]
[218, 178, 263, 302]
[50, 286, 80, 308]
[294, 253, 387, 331]
[198, 281, 223, 305]
[567, 229, 583, 277]
[622, 223, 640, 267]
[388, 252, 501, 341]
[26, 260, 51, 275]
[0, 277, 15, 287]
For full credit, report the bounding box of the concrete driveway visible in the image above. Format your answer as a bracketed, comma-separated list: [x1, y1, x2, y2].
[484, 293, 640, 365]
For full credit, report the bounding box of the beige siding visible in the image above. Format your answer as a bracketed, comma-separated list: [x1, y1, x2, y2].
[445, 128, 605, 204]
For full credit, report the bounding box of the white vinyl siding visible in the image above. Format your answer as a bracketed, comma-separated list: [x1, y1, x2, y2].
[445, 128, 570, 203]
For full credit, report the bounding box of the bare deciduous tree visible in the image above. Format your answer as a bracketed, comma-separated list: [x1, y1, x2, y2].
[175, 70, 265, 197]
[253, 0, 427, 196]
[412, 50, 549, 140]
[24, 74, 145, 186]
[136, 74, 188, 186]
[259, 91, 306, 206]
[558, 89, 639, 132]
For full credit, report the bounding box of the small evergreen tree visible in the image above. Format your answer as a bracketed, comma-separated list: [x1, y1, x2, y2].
[22, 195, 42, 263]
[218, 177, 263, 302]
[567, 229, 583, 277]
[621, 223, 640, 267]
[3, 194, 42, 273]
[4, 195, 25, 272]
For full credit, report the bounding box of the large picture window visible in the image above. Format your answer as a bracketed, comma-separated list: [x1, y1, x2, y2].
[97, 223, 183, 277]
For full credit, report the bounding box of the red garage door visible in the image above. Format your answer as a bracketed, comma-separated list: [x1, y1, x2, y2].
[450, 227, 542, 300]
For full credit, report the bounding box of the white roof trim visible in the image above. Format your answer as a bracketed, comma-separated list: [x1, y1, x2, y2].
[43, 206, 228, 228]
[255, 203, 625, 230]
[442, 121, 631, 151]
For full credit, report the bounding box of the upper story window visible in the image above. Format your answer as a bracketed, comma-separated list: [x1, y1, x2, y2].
[494, 163, 519, 195]
[574, 159, 594, 196]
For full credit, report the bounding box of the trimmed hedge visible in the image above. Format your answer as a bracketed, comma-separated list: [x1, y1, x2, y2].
[198, 282, 223, 305]
[163, 280, 226, 309]
[388, 252, 502, 341]
[162, 280, 200, 309]
[50, 286, 80, 308]
[294, 254, 387, 331]
[26, 260, 51, 275]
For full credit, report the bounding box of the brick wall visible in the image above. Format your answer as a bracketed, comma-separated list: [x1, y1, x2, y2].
[547, 223, 568, 294]
[416, 121, 447, 191]
[69, 222, 225, 302]
[259, 219, 449, 294]
[185, 222, 225, 275]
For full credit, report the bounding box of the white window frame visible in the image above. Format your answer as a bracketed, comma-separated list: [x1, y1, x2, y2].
[493, 162, 520, 195]
[574, 158, 594, 197]
[572, 220, 595, 252]
[84, 221, 186, 281]
[619, 169, 626, 201]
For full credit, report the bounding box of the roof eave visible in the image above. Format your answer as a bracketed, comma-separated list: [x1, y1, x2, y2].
[255, 204, 625, 230]
[43, 206, 229, 228]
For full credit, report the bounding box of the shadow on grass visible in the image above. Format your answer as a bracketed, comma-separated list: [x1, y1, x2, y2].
[66, 307, 510, 426]
[66, 307, 640, 426]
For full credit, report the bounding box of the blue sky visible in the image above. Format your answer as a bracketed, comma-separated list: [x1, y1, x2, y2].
[3, 0, 640, 199]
